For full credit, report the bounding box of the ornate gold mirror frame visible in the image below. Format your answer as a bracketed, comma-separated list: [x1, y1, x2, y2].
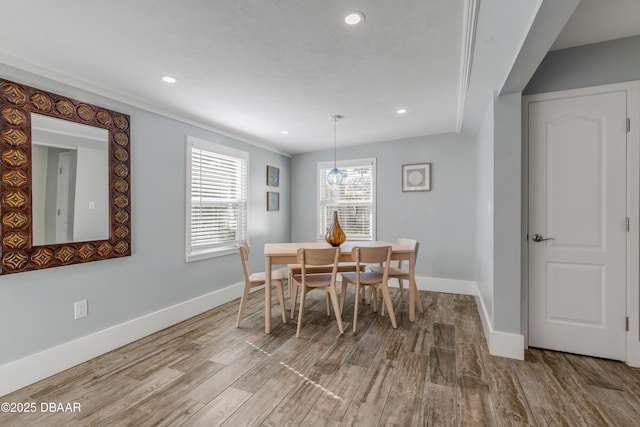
[0, 78, 131, 274]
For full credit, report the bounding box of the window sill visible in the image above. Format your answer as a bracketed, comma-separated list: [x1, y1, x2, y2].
[186, 246, 237, 262]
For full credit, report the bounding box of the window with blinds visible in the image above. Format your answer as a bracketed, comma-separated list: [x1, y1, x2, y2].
[186, 136, 248, 261]
[317, 158, 376, 241]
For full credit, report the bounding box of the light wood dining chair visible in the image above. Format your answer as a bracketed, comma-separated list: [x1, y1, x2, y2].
[340, 246, 397, 333]
[287, 262, 366, 319]
[290, 247, 344, 338]
[369, 238, 423, 313]
[236, 242, 287, 327]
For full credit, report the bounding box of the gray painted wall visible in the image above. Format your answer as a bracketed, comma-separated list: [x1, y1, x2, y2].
[474, 92, 522, 335]
[0, 65, 291, 365]
[492, 92, 522, 333]
[525, 35, 640, 95]
[475, 99, 494, 322]
[292, 133, 476, 281]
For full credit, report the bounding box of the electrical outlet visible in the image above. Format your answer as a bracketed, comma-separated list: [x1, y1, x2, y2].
[74, 300, 88, 319]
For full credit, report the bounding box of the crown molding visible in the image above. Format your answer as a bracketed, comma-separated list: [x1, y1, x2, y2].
[456, 0, 480, 133]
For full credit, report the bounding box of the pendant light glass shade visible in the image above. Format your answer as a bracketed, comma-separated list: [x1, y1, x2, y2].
[327, 115, 344, 185]
[327, 167, 343, 185]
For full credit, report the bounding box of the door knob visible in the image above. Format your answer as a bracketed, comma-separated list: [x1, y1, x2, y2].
[532, 233, 555, 242]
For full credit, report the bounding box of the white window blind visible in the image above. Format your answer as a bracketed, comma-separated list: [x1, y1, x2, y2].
[318, 158, 376, 241]
[186, 136, 248, 261]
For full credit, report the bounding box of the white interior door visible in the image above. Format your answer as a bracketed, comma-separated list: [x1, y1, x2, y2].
[528, 89, 627, 360]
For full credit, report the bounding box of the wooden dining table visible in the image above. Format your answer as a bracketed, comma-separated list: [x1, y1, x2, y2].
[263, 240, 419, 333]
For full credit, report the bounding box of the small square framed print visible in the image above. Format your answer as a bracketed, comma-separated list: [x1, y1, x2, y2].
[267, 165, 279, 187]
[267, 191, 280, 211]
[402, 163, 431, 192]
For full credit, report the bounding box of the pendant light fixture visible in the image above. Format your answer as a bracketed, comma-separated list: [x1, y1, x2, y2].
[327, 115, 344, 185]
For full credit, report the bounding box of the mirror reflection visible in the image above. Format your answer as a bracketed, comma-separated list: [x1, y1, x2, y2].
[31, 113, 109, 245]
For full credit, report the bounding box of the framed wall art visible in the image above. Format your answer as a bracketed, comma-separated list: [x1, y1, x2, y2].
[402, 163, 431, 192]
[267, 165, 279, 187]
[267, 191, 280, 211]
[0, 77, 131, 274]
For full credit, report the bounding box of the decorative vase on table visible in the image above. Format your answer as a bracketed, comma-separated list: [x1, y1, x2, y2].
[325, 210, 346, 247]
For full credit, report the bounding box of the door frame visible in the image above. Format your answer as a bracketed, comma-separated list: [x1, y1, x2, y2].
[522, 81, 640, 366]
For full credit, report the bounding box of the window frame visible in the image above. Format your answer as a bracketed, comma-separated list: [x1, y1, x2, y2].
[185, 136, 249, 262]
[317, 158, 377, 241]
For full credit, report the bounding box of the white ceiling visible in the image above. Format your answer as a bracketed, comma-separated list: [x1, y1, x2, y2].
[0, 1, 638, 155]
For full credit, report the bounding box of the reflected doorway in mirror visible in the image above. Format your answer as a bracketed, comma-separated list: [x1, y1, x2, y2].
[31, 113, 109, 245]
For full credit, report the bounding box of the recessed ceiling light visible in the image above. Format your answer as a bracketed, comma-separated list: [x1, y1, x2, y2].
[280, 130, 289, 135]
[162, 76, 176, 83]
[344, 11, 365, 25]
[396, 108, 408, 114]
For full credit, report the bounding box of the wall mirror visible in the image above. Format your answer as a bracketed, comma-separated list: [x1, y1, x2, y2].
[0, 78, 131, 274]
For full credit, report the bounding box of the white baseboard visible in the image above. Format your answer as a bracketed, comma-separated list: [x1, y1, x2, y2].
[414, 276, 478, 296]
[474, 293, 525, 360]
[0, 281, 244, 397]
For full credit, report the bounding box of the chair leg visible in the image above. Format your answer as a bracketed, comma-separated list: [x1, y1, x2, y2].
[380, 284, 397, 328]
[276, 280, 287, 324]
[236, 283, 252, 327]
[398, 278, 405, 300]
[353, 282, 360, 333]
[290, 281, 299, 319]
[371, 287, 378, 313]
[288, 272, 293, 300]
[415, 283, 424, 313]
[326, 293, 331, 316]
[340, 280, 348, 313]
[401, 278, 423, 313]
[296, 286, 308, 338]
[328, 286, 344, 334]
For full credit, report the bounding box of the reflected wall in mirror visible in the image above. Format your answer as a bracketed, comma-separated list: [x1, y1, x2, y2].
[0, 78, 131, 274]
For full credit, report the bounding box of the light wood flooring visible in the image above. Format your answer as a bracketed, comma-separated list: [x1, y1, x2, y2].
[2, 287, 640, 426]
